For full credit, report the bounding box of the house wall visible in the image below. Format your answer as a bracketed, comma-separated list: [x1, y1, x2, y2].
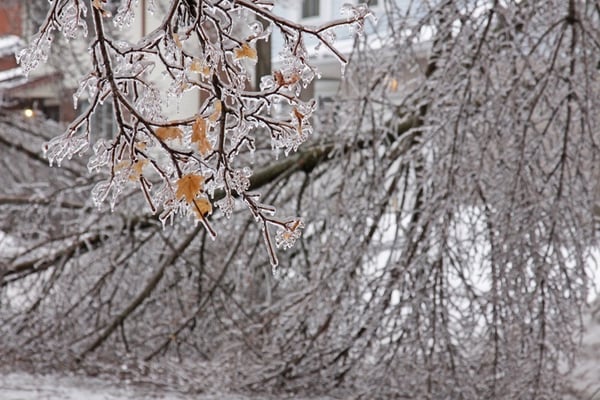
[0, 2, 21, 37]
[0, 1, 76, 122]
[0, 2, 21, 74]
[128, 0, 202, 120]
[271, 0, 399, 99]
[0, 55, 17, 70]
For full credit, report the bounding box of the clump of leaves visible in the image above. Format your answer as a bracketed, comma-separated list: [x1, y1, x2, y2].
[21, 0, 372, 265]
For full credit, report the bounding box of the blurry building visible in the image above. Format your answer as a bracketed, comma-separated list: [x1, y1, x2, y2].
[0, 0, 75, 122]
[272, 0, 388, 99]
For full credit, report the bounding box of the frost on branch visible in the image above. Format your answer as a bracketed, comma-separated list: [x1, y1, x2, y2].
[24, 0, 367, 265]
[6, 1, 600, 397]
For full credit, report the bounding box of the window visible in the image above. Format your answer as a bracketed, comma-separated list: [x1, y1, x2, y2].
[302, 0, 319, 18]
[94, 100, 114, 139]
[79, 98, 113, 139]
[42, 104, 60, 121]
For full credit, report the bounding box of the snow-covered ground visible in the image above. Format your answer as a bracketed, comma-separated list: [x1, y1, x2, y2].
[2, 306, 600, 400]
[567, 306, 600, 399]
[0, 373, 248, 400]
[0, 372, 335, 400]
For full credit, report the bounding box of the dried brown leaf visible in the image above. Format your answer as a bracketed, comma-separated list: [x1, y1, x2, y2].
[156, 126, 183, 141]
[92, 0, 110, 16]
[129, 159, 148, 181]
[192, 117, 212, 155]
[192, 197, 213, 218]
[234, 43, 257, 61]
[293, 108, 304, 134]
[176, 174, 204, 203]
[274, 70, 301, 87]
[190, 59, 211, 77]
[274, 71, 285, 86]
[173, 33, 183, 49]
[114, 158, 148, 181]
[209, 100, 222, 122]
[135, 141, 148, 151]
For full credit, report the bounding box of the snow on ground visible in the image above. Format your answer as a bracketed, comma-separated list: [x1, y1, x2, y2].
[0, 373, 248, 400]
[567, 306, 600, 399]
[2, 326, 600, 400]
[0, 372, 335, 400]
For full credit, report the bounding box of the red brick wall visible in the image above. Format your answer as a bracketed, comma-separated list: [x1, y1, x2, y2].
[0, 55, 17, 70]
[60, 89, 76, 122]
[0, 2, 22, 36]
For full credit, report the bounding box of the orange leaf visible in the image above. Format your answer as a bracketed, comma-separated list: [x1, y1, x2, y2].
[92, 0, 110, 16]
[114, 158, 148, 181]
[287, 72, 301, 86]
[277, 71, 301, 87]
[192, 117, 212, 155]
[234, 43, 257, 61]
[289, 219, 302, 231]
[293, 108, 304, 134]
[135, 141, 148, 151]
[156, 126, 183, 141]
[190, 59, 210, 77]
[176, 174, 204, 203]
[192, 197, 212, 218]
[274, 70, 301, 87]
[209, 100, 222, 122]
[114, 160, 130, 173]
[173, 33, 183, 49]
[274, 71, 285, 86]
[129, 159, 148, 181]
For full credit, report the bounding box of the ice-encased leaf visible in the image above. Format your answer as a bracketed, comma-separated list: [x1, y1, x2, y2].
[57, 2, 89, 40]
[91, 179, 111, 207]
[114, 0, 138, 29]
[44, 135, 89, 167]
[73, 74, 99, 109]
[275, 219, 303, 250]
[87, 139, 111, 173]
[17, 32, 53, 76]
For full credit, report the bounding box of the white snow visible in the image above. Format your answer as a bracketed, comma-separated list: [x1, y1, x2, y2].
[0, 372, 333, 400]
[0, 373, 340, 400]
[0, 67, 23, 81]
[0, 231, 21, 257]
[567, 307, 600, 398]
[0, 372, 244, 400]
[0, 35, 22, 57]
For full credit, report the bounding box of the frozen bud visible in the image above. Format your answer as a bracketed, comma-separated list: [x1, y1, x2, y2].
[275, 219, 304, 250]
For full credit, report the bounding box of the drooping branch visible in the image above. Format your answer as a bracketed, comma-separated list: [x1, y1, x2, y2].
[77, 225, 202, 360]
